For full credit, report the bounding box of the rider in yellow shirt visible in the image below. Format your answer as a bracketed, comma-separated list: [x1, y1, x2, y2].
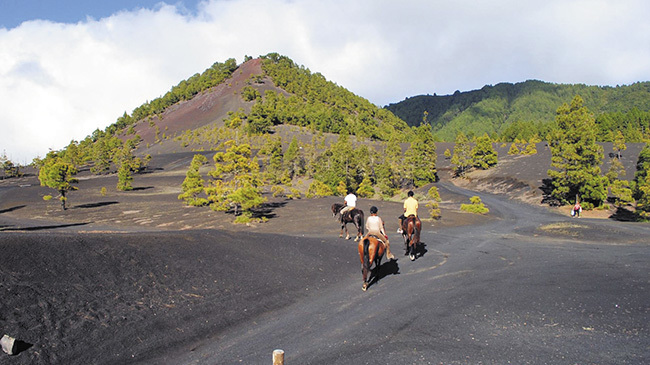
[398, 190, 418, 233]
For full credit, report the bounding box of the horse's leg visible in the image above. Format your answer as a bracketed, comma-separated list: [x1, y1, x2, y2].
[345, 223, 351, 240]
[409, 235, 416, 261]
[403, 234, 409, 255]
[362, 264, 369, 290]
[354, 222, 361, 242]
[361, 239, 371, 291]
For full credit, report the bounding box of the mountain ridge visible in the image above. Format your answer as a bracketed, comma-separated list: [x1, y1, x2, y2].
[385, 79, 650, 141]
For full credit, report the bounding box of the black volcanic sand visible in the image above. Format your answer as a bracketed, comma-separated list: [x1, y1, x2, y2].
[0, 230, 357, 364]
[1, 150, 649, 364]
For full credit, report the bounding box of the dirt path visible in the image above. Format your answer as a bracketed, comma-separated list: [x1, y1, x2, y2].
[155, 183, 650, 364]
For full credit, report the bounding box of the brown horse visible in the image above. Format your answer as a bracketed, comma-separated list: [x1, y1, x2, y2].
[358, 235, 386, 291]
[401, 215, 421, 261]
[331, 203, 364, 241]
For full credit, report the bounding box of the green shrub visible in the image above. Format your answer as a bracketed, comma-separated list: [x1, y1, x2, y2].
[307, 179, 333, 198]
[461, 195, 489, 214]
[271, 185, 285, 198]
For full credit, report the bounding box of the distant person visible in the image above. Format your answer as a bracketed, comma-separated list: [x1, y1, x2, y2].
[398, 190, 419, 233]
[340, 190, 357, 217]
[364, 206, 395, 260]
[572, 202, 582, 218]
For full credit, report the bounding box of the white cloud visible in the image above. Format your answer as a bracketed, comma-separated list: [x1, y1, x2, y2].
[0, 0, 649, 163]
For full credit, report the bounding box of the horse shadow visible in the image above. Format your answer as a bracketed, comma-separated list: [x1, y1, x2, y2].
[402, 240, 428, 259]
[366, 259, 400, 289]
[414, 241, 428, 258]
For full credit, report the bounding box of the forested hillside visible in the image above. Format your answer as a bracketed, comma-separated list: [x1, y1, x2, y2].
[32, 53, 437, 221]
[385, 80, 650, 142]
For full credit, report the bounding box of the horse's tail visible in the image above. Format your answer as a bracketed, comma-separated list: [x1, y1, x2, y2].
[362, 238, 371, 270]
[414, 217, 422, 244]
[358, 210, 365, 235]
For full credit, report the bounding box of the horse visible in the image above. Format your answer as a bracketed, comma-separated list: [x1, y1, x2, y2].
[401, 215, 421, 261]
[331, 203, 364, 241]
[358, 235, 386, 291]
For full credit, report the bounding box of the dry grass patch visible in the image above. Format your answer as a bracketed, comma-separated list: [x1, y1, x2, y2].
[537, 222, 588, 237]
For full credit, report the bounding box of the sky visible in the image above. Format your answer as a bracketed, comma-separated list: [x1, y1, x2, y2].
[1, 0, 649, 163]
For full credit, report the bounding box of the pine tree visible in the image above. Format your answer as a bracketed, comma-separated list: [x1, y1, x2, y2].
[472, 133, 497, 169]
[264, 137, 284, 184]
[633, 143, 650, 218]
[508, 143, 520, 155]
[91, 135, 122, 174]
[403, 122, 437, 187]
[613, 130, 627, 159]
[38, 155, 78, 210]
[206, 141, 266, 221]
[547, 95, 607, 208]
[178, 154, 208, 206]
[283, 136, 303, 179]
[451, 132, 472, 176]
[356, 175, 375, 198]
[336, 180, 347, 196]
[115, 137, 140, 191]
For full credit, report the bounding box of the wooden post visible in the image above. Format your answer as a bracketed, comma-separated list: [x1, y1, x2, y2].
[273, 349, 284, 365]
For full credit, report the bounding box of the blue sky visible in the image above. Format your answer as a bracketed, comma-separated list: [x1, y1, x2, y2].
[0, 1, 200, 28]
[1, 0, 649, 163]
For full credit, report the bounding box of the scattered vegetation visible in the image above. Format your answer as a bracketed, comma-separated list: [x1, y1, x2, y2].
[425, 186, 442, 220]
[460, 196, 489, 214]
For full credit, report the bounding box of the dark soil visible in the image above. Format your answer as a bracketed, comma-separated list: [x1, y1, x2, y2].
[0, 146, 648, 364]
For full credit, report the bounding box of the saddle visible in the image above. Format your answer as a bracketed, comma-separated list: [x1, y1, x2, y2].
[340, 208, 356, 221]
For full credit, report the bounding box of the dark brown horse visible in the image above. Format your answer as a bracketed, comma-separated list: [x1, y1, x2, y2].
[331, 203, 364, 241]
[358, 235, 386, 291]
[401, 215, 421, 261]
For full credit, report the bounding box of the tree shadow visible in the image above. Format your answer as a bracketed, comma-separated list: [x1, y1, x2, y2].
[73, 201, 119, 209]
[139, 167, 164, 174]
[0, 222, 90, 231]
[0, 205, 26, 214]
[250, 201, 288, 220]
[131, 186, 154, 191]
[609, 207, 639, 222]
[540, 178, 560, 206]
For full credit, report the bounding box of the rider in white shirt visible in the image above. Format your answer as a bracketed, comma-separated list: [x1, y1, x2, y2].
[340, 191, 357, 216]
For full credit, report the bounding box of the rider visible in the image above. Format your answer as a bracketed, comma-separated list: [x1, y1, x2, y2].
[364, 206, 395, 260]
[397, 190, 419, 233]
[340, 190, 357, 217]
